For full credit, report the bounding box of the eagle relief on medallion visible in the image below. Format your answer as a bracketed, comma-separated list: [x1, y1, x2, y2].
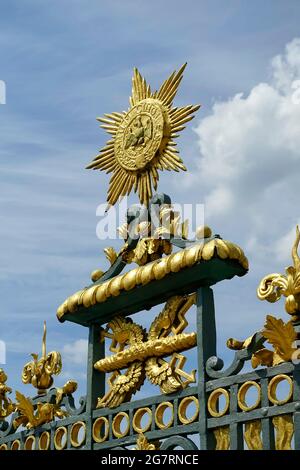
[87, 64, 200, 206]
[114, 99, 166, 171]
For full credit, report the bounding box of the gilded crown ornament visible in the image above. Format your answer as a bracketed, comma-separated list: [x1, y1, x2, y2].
[22, 321, 62, 395]
[86, 63, 200, 207]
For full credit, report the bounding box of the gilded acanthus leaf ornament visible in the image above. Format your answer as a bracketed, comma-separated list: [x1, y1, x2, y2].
[13, 391, 68, 430]
[227, 315, 298, 368]
[257, 225, 300, 320]
[22, 322, 62, 395]
[86, 64, 200, 207]
[261, 315, 297, 362]
[0, 369, 15, 419]
[226, 228, 300, 369]
[244, 420, 263, 450]
[135, 433, 160, 451]
[273, 415, 294, 450]
[95, 295, 196, 408]
[104, 247, 118, 266]
[213, 426, 230, 450]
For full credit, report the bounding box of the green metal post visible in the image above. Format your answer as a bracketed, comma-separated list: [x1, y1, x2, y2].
[196, 286, 217, 450]
[85, 324, 105, 449]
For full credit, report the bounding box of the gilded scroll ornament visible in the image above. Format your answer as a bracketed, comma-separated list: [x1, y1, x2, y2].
[257, 226, 300, 321]
[96, 295, 196, 408]
[86, 64, 200, 207]
[273, 415, 294, 450]
[213, 426, 230, 450]
[55, 380, 78, 405]
[0, 369, 15, 419]
[22, 322, 62, 394]
[244, 420, 263, 450]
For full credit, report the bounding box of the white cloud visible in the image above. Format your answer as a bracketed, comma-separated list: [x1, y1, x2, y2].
[192, 38, 300, 264]
[62, 339, 88, 366]
[272, 38, 300, 94]
[205, 186, 233, 217]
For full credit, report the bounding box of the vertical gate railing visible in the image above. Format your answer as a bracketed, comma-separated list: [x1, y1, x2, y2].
[1, 203, 300, 450]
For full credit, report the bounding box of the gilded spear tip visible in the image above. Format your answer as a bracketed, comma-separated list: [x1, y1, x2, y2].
[292, 225, 300, 272]
[42, 321, 47, 360]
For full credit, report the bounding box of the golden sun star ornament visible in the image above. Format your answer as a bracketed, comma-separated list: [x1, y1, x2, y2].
[86, 63, 200, 207]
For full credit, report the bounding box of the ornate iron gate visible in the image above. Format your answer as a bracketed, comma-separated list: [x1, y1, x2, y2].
[1, 65, 300, 451]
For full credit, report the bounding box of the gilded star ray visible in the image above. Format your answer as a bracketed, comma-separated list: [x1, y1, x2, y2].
[86, 63, 200, 207]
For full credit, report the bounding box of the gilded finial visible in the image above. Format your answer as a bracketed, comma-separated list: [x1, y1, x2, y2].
[22, 322, 62, 395]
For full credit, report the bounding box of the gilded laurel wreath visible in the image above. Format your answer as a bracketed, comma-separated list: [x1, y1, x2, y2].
[96, 295, 196, 409]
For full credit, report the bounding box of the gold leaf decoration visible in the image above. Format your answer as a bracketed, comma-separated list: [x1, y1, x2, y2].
[262, 315, 296, 362]
[214, 426, 230, 450]
[227, 315, 298, 369]
[244, 420, 263, 450]
[95, 296, 196, 408]
[135, 433, 160, 450]
[133, 239, 148, 264]
[14, 391, 67, 430]
[104, 247, 118, 265]
[251, 348, 274, 369]
[273, 415, 294, 450]
[117, 223, 128, 240]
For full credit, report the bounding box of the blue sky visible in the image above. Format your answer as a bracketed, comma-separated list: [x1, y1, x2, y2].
[1, 0, 300, 401]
